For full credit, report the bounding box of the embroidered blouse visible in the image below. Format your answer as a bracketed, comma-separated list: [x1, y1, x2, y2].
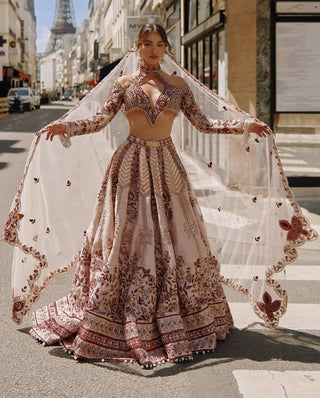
[65, 70, 246, 138]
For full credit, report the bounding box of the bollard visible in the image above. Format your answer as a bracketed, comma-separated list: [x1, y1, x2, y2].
[0, 97, 9, 119]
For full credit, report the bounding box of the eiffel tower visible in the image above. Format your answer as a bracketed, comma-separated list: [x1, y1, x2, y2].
[45, 0, 76, 54]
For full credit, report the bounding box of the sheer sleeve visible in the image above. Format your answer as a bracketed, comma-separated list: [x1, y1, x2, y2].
[180, 84, 245, 134]
[64, 81, 125, 141]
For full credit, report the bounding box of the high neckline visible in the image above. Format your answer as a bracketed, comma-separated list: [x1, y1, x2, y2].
[139, 64, 161, 74]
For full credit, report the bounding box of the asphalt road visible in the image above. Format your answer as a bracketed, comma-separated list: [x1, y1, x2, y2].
[0, 105, 319, 398]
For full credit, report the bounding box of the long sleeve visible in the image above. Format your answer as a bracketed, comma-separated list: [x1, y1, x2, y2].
[66, 81, 125, 138]
[180, 84, 245, 134]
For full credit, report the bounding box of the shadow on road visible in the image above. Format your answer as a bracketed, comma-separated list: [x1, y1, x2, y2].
[0, 140, 26, 155]
[18, 324, 320, 378]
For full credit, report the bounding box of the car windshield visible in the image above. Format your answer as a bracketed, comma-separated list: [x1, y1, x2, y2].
[8, 89, 29, 96]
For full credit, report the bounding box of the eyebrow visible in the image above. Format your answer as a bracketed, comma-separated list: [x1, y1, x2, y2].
[144, 39, 164, 43]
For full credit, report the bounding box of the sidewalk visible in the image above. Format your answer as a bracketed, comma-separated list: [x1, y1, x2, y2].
[275, 133, 320, 211]
[275, 133, 320, 147]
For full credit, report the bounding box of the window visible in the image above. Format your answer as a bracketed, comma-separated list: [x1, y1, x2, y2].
[197, 41, 203, 82]
[203, 36, 210, 88]
[187, 0, 197, 31]
[186, 0, 214, 32]
[185, 31, 220, 92]
[198, 0, 211, 24]
[211, 34, 218, 92]
[191, 42, 197, 78]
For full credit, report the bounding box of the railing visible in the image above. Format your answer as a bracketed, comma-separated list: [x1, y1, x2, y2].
[0, 98, 9, 119]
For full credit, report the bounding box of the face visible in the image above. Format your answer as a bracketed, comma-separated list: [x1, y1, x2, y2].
[139, 32, 166, 67]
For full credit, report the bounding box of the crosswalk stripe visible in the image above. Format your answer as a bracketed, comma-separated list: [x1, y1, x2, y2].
[233, 370, 320, 398]
[221, 265, 320, 281]
[229, 303, 320, 331]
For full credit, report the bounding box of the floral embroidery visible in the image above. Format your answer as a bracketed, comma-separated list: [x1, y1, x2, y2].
[180, 85, 245, 134]
[257, 292, 281, 322]
[29, 136, 232, 364]
[279, 216, 309, 241]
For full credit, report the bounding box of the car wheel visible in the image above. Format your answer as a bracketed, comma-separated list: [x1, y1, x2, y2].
[28, 103, 32, 111]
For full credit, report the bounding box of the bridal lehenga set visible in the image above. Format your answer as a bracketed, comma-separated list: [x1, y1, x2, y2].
[2, 51, 317, 367]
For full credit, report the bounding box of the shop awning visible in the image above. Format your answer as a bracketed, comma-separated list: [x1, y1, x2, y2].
[18, 71, 30, 80]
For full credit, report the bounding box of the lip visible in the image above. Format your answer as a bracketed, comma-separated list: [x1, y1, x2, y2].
[149, 55, 159, 59]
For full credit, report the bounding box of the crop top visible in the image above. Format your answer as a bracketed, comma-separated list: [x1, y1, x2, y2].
[65, 67, 246, 138]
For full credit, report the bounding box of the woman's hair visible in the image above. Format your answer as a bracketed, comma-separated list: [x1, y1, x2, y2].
[134, 23, 172, 53]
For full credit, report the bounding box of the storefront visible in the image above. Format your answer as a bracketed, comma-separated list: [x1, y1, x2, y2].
[0, 66, 30, 96]
[272, 1, 320, 133]
[182, 1, 225, 94]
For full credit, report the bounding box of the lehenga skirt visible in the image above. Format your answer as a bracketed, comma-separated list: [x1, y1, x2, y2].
[31, 135, 233, 366]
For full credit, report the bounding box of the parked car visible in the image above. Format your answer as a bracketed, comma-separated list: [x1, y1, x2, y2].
[8, 92, 24, 113]
[32, 90, 41, 109]
[7, 87, 34, 111]
[61, 93, 72, 101]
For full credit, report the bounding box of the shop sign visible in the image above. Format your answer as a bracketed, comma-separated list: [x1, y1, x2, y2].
[127, 17, 149, 41]
[276, 1, 320, 13]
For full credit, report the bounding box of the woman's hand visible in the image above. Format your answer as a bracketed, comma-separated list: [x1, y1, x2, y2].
[43, 122, 67, 141]
[249, 120, 272, 137]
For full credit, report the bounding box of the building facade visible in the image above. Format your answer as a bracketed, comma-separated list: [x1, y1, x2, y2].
[0, 0, 37, 96]
[37, 0, 320, 136]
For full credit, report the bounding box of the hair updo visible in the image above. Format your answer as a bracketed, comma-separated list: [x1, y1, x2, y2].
[134, 23, 172, 54]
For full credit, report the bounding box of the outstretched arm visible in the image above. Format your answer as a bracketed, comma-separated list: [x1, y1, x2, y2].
[180, 84, 271, 137]
[44, 81, 125, 142]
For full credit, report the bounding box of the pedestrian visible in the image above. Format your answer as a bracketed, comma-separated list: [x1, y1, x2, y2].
[2, 23, 317, 368]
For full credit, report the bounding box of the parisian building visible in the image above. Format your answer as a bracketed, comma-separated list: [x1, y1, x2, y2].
[37, 0, 320, 137]
[0, 0, 37, 96]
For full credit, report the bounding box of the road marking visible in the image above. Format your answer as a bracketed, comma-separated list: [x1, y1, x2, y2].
[229, 303, 320, 330]
[233, 370, 320, 398]
[281, 159, 307, 165]
[221, 265, 320, 281]
[283, 166, 320, 173]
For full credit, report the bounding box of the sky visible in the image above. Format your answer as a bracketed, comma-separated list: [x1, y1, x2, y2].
[34, 0, 90, 53]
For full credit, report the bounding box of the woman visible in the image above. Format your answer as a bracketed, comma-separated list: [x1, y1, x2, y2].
[3, 24, 316, 368]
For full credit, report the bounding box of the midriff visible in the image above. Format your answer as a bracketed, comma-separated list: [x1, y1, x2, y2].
[126, 108, 177, 140]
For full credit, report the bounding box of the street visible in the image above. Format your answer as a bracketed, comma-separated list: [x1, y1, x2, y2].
[0, 105, 319, 398]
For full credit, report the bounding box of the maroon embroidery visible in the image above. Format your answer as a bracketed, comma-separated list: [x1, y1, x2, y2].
[13, 300, 25, 313]
[180, 85, 244, 134]
[66, 180, 71, 186]
[279, 216, 309, 241]
[207, 161, 213, 168]
[67, 81, 125, 137]
[257, 292, 281, 322]
[33, 178, 39, 183]
[28, 136, 233, 364]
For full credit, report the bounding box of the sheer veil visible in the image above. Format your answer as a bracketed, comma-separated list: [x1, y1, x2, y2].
[2, 50, 318, 326]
